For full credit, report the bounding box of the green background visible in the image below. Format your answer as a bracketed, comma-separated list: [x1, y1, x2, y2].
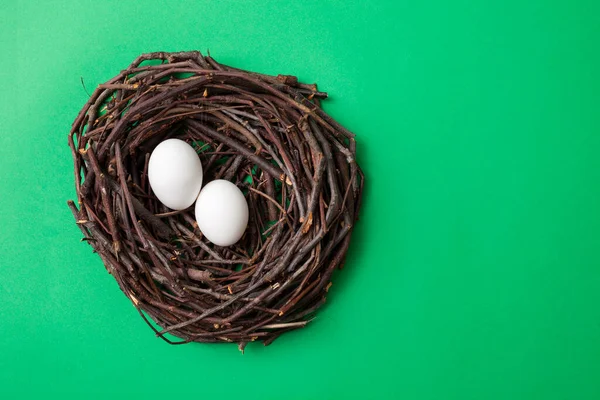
[1, 0, 599, 398]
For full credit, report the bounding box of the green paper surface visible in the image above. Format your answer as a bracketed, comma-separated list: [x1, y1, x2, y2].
[1, 0, 600, 398]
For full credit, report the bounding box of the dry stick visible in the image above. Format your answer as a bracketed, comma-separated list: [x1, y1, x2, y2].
[187, 120, 283, 180]
[115, 145, 164, 299]
[263, 176, 278, 221]
[255, 110, 306, 219]
[158, 226, 301, 334]
[103, 174, 173, 239]
[159, 221, 309, 335]
[85, 147, 120, 253]
[98, 76, 211, 160]
[247, 187, 293, 230]
[209, 110, 262, 152]
[68, 133, 82, 204]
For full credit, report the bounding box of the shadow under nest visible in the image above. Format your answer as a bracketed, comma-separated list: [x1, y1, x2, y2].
[68, 51, 364, 349]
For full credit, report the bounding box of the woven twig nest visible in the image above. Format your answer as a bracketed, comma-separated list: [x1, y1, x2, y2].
[68, 51, 364, 347]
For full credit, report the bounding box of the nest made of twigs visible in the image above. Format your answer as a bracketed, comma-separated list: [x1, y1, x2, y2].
[68, 51, 363, 348]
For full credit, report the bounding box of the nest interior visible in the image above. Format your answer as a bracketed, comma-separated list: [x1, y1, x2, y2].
[68, 51, 363, 348]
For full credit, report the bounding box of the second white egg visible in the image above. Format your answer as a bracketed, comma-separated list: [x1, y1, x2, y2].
[195, 180, 249, 246]
[148, 138, 203, 210]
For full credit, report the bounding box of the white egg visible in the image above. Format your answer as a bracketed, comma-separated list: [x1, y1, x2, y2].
[148, 139, 203, 210]
[195, 180, 249, 246]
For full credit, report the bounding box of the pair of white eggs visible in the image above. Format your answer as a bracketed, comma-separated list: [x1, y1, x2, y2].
[148, 139, 249, 246]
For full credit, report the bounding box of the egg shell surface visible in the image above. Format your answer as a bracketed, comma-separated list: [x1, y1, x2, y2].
[148, 138, 203, 210]
[195, 179, 249, 246]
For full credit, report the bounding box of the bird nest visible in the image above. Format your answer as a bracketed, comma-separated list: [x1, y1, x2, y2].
[67, 51, 364, 348]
